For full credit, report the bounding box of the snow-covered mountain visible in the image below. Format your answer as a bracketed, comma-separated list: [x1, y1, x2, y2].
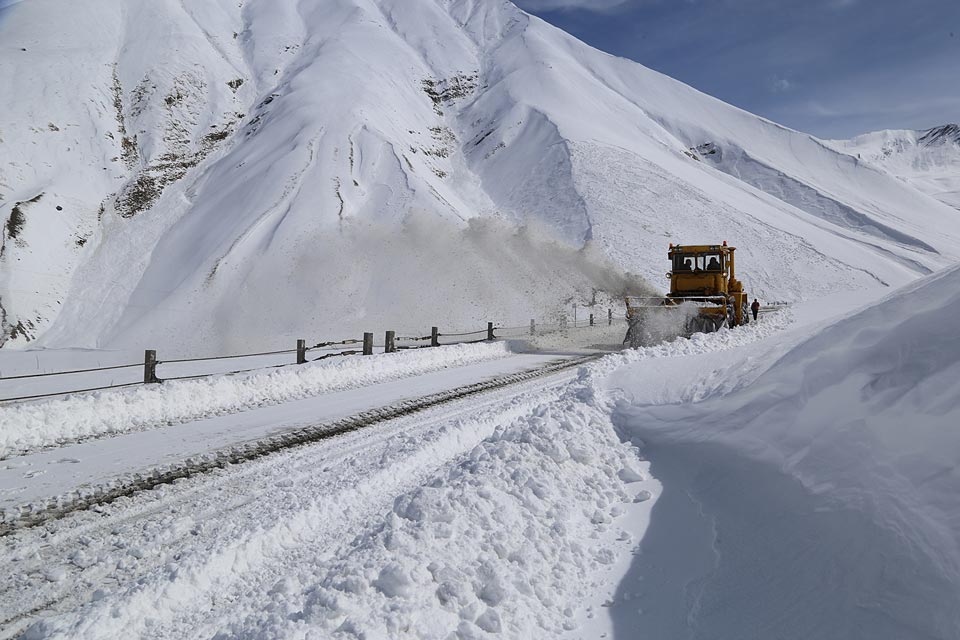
[828, 124, 960, 212]
[2, 0, 959, 353]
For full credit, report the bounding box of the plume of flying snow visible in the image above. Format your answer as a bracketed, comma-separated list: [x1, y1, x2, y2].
[114, 214, 657, 357]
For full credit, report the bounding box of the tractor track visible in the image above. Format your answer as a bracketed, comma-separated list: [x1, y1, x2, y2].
[0, 353, 602, 538]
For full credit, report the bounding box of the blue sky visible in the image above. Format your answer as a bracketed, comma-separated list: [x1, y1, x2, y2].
[515, 0, 960, 138]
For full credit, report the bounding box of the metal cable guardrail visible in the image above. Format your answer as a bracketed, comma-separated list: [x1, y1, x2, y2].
[0, 308, 628, 404]
[0, 362, 141, 381]
[159, 348, 297, 364]
[311, 350, 360, 362]
[307, 339, 362, 350]
[437, 329, 488, 337]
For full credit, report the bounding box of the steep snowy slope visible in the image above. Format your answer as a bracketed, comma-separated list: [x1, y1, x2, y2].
[612, 263, 960, 638]
[2, 0, 958, 353]
[828, 124, 960, 211]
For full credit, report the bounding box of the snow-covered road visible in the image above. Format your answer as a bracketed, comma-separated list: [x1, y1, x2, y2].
[10, 285, 954, 640]
[0, 313, 794, 639]
[0, 351, 570, 514]
[1, 357, 595, 638]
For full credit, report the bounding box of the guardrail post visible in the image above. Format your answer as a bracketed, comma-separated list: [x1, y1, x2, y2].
[487, 322, 495, 341]
[589, 313, 594, 327]
[530, 319, 535, 336]
[363, 332, 373, 356]
[431, 326, 439, 347]
[143, 349, 159, 384]
[608, 308, 613, 325]
[385, 330, 396, 353]
[296, 339, 307, 364]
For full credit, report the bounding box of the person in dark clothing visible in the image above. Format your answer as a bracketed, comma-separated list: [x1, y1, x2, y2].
[751, 298, 760, 321]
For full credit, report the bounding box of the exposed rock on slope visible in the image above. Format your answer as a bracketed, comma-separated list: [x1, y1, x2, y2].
[1, 0, 958, 351]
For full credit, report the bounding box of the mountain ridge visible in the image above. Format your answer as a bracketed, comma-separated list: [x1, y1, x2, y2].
[1, 0, 958, 352]
[827, 123, 960, 212]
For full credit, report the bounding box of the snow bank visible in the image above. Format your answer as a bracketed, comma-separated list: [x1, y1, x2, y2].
[615, 264, 960, 637]
[209, 368, 648, 639]
[600, 305, 793, 373]
[0, 342, 510, 459]
[20, 355, 659, 640]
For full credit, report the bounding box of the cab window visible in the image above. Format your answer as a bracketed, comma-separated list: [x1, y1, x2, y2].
[703, 253, 723, 272]
[673, 253, 723, 272]
[673, 255, 695, 271]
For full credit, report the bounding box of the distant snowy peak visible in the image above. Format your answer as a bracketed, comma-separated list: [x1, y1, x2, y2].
[828, 124, 960, 211]
[2, 0, 960, 351]
[831, 123, 960, 158]
[919, 123, 960, 147]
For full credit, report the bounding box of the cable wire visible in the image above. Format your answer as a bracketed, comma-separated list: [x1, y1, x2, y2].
[0, 381, 143, 404]
[0, 362, 141, 381]
[160, 348, 296, 364]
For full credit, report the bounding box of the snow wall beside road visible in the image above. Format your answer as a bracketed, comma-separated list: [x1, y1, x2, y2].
[616, 263, 960, 638]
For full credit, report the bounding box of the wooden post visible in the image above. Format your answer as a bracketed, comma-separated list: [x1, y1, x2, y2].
[530, 319, 535, 336]
[385, 330, 396, 353]
[296, 339, 307, 364]
[487, 322, 495, 341]
[608, 308, 613, 325]
[431, 326, 439, 347]
[589, 313, 594, 327]
[143, 349, 158, 384]
[363, 332, 373, 356]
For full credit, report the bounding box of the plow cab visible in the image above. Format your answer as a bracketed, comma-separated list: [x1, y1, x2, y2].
[625, 242, 750, 347]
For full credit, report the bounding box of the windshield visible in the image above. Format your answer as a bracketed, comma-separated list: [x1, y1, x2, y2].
[672, 253, 723, 272]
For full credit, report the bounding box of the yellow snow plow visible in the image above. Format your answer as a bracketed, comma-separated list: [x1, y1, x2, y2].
[625, 242, 750, 347]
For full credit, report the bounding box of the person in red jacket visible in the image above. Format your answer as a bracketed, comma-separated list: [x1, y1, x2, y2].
[751, 298, 760, 321]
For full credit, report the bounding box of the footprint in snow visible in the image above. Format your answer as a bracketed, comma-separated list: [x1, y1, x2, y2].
[24, 469, 47, 478]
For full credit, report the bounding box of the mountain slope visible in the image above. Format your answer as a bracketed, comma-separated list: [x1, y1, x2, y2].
[828, 124, 960, 211]
[1, 0, 958, 353]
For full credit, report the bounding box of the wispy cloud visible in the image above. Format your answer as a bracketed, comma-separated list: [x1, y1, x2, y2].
[769, 75, 794, 93]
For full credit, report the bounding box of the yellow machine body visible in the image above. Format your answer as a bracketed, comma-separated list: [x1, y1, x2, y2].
[666, 242, 748, 326]
[624, 242, 750, 346]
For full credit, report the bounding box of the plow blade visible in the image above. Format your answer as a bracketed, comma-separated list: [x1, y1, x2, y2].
[623, 296, 731, 348]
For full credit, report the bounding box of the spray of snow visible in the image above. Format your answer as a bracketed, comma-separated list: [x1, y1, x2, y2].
[624, 302, 702, 347]
[113, 214, 657, 356]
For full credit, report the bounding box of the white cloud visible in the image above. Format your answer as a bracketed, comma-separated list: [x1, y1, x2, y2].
[769, 75, 794, 93]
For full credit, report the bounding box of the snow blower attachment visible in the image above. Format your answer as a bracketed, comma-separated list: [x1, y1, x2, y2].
[624, 242, 750, 347]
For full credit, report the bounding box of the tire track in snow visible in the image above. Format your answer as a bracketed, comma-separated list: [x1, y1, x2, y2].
[0, 357, 595, 638]
[0, 354, 599, 537]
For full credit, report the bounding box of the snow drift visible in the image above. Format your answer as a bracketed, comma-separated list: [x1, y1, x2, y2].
[0, 341, 510, 459]
[613, 263, 960, 638]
